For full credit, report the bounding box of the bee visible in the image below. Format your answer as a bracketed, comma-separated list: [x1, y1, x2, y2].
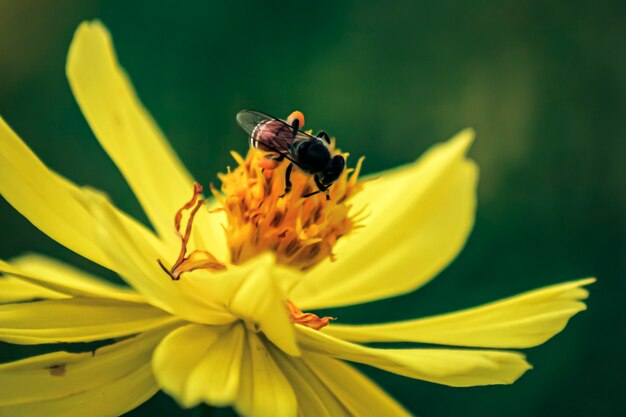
[236, 109, 345, 200]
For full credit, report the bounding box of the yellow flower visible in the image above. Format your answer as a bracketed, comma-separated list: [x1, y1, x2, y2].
[0, 20, 593, 417]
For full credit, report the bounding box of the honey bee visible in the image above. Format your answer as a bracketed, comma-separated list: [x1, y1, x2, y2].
[236, 110, 345, 199]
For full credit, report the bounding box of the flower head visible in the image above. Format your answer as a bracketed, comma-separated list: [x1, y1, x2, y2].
[212, 146, 363, 271]
[0, 21, 594, 417]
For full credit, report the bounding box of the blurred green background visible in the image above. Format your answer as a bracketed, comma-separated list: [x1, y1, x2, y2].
[0, 0, 624, 416]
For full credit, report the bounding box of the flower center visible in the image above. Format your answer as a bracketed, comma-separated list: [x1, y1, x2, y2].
[211, 146, 363, 271]
[159, 117, 363, 330]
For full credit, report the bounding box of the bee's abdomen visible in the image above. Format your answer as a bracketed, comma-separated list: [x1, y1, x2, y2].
[250, 120, 294, 152]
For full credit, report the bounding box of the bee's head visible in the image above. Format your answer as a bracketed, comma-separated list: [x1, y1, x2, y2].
[296, 140, 331, 173]
[320, 155, 345, 185]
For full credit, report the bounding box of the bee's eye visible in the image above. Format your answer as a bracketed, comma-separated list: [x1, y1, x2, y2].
[321, 155, 345, 185]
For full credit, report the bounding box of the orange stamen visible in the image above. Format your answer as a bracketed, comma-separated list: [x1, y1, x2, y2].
[214, 147, 364, 271]
[158, 182, 225, 280]
[257, 157, 281, 171]
[287, 300, 335, 330]
[173, 182, 204, 266]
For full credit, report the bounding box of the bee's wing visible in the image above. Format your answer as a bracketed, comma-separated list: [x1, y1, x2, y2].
[236, 109, 322, 154]
[236, 110, 280, 136]
[292, 130, 319, 143]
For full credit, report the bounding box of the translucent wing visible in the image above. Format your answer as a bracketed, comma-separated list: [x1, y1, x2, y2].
[236, 109, 319, 142]
[236, 109, 325, 167]
[236, 110, 278, 136]
[293, 130, 320, 143]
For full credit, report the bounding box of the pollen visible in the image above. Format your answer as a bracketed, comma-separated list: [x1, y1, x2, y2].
[211, 145, 364, 271]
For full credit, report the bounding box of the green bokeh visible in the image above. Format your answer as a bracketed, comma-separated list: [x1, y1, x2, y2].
[0, 0, 624, 416]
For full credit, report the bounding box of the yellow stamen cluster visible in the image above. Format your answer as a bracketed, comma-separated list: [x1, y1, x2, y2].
[212, 147, 364, 271]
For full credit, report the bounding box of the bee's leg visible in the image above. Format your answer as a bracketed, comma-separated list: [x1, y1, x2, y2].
[303, 175, 330, 200]
[269, 153, 285, 162]
[316, 130, 330, 144]
[315, 175, 331, 200]
[290, 117, 300, 134]
[279, 163, 294, 198]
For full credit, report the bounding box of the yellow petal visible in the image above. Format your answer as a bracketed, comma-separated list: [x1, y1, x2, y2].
[0, 328, 167, 417]
[303, 352, 411, 417]
[152, 324, 225, 408]
[298, 326, 530, 387]
[154, 324, 295, 414]
[0, 117, 111, 270]
[183, 324, 246, 407]
[0, 298, 178, 344]
[66, 21, 228, 259]
[185, 255, 300, 356]
[292, 130, 477, 308]
[267, 346, 354, 417]
[0, 115, 174, 275]
[235, 332, 297, 417]
[325, 278, 594, 348]
[84, 188, 234, 325]
[0, 277, 65, 304]
[1, 254, 144, 303]
[227, 263, 300, 356]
